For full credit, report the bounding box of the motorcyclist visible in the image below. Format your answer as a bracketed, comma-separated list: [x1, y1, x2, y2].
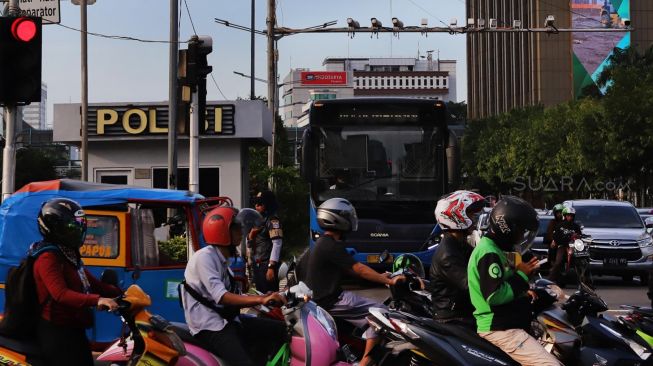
[303, 198, 404, 366]
[548, 206, 583, 284]
[545, 204, 565, 268]
[468, 196, 561, 366]
[33, 198, 122, 366]
[429, 190, 485, 328]
[182, 206, 287, 366]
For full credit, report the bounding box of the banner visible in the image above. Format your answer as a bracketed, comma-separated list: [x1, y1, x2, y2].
[300, 71, 348, 86]
[572, 0, 630, 97]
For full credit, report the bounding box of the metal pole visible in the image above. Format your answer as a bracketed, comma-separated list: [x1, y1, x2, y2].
[266, 0, 276, 170]
[168, 0, 179, 190]
[2, 0, 20, 200]
[250, 0, 255, 100]
[189, 90, 199, 194]
[81, 0, 89, 181]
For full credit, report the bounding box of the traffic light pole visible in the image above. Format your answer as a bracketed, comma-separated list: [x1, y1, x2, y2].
[2, 0, 19, 201]
[189, 88, 199, 194]
[80, 0, 88, 181]
[167, 0, 179, 191]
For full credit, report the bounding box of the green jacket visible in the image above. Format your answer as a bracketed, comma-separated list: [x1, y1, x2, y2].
[467, 236, 531, 332]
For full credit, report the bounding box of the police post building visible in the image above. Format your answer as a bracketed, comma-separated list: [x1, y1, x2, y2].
[53, 100, 272, 207]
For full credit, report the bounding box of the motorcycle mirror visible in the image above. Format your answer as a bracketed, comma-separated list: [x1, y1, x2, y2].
[131, 265, 141, 281]
[645, 217, 653, 229]
[100, 269, 119, 287]
[379, 249, 390, 263]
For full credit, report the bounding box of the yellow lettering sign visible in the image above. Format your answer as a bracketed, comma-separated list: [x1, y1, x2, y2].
[96, 109, 118, 135]
[148, 109, 168, 133]
[214, 107, 222, 133]
[80, 244, 114, 258]
[122, 109, 148, 134]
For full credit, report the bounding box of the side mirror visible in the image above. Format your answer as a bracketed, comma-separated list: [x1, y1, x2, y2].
[100, 269, 119, 287]
[300, 128, 315, 181]
[645, 217, 653, 229]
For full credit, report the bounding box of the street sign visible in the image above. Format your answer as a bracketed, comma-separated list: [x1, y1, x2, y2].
[18, 0, 61, 25]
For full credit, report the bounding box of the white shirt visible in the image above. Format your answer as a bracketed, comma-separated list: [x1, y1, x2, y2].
[182, 245, 233, 335]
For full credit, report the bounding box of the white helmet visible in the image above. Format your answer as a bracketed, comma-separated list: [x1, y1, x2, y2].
[317, 198, 358, 232]
[435, 190, 485, 230]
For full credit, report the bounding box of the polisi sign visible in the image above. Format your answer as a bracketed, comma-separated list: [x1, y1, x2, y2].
[87, 104, 235, 138]
[300, 71, 347, 86]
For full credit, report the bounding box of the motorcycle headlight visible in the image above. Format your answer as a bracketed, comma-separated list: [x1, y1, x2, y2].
[573, 239, 585, 252]
[637, 234, 653, 248]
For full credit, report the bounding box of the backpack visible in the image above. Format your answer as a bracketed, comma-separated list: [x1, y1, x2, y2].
[0, 243, 60, 340]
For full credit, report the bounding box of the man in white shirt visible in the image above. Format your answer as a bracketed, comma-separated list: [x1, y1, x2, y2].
[182, 206, 286, 366]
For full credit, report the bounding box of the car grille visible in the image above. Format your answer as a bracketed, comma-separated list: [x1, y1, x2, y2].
[590, 246, 643, 261]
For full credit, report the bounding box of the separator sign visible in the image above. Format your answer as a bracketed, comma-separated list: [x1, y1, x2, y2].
[18, 0, 61, 24]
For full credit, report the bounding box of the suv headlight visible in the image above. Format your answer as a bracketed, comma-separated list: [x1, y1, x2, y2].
[637, 234, 653, 247]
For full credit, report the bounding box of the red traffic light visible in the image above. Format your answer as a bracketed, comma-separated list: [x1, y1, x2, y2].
[11, 18, 37, 42]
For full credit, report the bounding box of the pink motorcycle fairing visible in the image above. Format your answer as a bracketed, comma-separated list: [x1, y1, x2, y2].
[289, 301, 354, 366]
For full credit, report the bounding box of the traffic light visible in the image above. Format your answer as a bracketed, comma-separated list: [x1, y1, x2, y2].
[0, 17, 42, 105]
[186, 35, 213, 87]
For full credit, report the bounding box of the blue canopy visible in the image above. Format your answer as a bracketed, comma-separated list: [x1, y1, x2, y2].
[0, 179, 204, 268]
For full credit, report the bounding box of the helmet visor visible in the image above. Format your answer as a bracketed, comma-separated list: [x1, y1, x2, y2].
[64, 215, 87, 247]
[349, 208, 359, 232]
[516, 229, 537, 253]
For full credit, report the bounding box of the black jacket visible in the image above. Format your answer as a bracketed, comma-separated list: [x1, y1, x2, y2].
[552, 221, 582, 247]
[428, 233, 474, 320]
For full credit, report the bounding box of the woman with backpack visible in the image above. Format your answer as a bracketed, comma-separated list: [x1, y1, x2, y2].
[33, 198, 121, 365]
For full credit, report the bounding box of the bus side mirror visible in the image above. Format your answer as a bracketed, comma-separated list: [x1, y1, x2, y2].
[300, 128, 315, 181]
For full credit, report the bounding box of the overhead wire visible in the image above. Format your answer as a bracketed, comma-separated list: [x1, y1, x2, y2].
[55, 23, 188, 44]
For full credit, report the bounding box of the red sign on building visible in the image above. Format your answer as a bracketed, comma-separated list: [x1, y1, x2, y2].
[300, 71, 348, 85]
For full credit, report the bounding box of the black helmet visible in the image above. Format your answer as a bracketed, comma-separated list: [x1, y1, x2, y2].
[253, 190, 278, 215]
[37, 198, 87, 249]
[488, 196, 539, 252]
[316, 198, 358, 232]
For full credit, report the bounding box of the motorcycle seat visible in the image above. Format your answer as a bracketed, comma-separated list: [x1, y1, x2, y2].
[0, 334, 42, 358]
[415, 318, 515, 360]
[169, 322, 211, 349]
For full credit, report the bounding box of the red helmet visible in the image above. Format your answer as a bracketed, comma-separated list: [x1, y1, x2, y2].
[202, 206, 239, 246]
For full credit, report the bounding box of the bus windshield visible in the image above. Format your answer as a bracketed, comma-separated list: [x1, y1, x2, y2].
[315, 125, 444, 202]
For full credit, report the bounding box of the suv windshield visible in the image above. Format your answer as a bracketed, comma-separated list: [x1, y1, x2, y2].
[575, 205, 644, 229]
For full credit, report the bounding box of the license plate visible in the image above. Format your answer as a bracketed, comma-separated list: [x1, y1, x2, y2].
[603, 257, 628, 266]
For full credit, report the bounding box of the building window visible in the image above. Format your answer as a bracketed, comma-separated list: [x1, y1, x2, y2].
[418, 79, 421, 87]
[430, 78, 434, 87]
[153, 167, 220, 198]
[436, 78, 440, 86]
[381, 79, 385, 86]
[411, 79, 415, 87]
[443, 78, 447, 87]
[96, 170, 131, 185]
[375, 79, 378, 87]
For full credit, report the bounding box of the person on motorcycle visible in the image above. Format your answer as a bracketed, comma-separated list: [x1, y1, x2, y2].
[429, 190, 485, 328]
[33, 198, 122, 366]
[247, 190, 283, 293]
[304, 198, 405, 366]
[182, 206, 287, 366]
[548, 206, 583, 284]
[468, 196, 561, 366]
[545, 204, 565, 264]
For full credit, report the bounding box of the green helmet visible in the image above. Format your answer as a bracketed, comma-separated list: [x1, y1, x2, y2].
[552, 204, 565, 213]
[392, 254, 425, 278]
[562, 206, 576, 216]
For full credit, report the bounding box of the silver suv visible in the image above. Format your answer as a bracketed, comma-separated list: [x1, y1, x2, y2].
[564, 200, 653, 283]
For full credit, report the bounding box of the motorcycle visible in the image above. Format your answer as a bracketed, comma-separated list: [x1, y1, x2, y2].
[366, 269, 521, 366]
[532, 280, 653, 365]
[96, 284, 222, 366]
[563, 236, 593, 287]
